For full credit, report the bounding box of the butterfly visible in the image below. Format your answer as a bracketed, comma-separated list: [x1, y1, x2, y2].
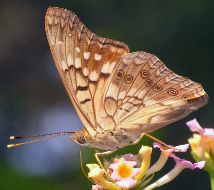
[44, 7, 208, 152]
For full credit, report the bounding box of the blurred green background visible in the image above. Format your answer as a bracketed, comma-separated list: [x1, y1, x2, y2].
[0, 0, 213, 189]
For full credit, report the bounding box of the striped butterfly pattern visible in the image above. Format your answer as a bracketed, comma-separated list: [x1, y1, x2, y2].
[45, 7, 208, 151]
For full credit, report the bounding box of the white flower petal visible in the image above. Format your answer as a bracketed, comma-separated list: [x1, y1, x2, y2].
[116, 178, 137, 189]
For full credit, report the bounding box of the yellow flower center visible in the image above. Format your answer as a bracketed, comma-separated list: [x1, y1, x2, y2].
[117, 163, 132, 178]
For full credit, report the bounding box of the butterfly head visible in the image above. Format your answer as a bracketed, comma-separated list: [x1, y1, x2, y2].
[70, 131, 89, 146]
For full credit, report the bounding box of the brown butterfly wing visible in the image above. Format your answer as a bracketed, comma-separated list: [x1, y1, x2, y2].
[45, 7, 129, 136]
[103, 51, 208, 133]
[45, 7, 208, 139]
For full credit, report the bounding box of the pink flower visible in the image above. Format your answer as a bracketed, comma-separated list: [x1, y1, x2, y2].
[91, 185, 103, 190]
[153, 142, 189, 153]
[171, 155, 205, 170]
[87, 146, 152, 190]
[146, 143, 189, 176]
[144, 143, 205, 190]
[109, 159, 140, 188]
[187, 118, 214, 172]
[153, 142, 204, 169]
[87, 142, 205, 190]
[187, 119, 214, 140]
[186, 118, 204, 134]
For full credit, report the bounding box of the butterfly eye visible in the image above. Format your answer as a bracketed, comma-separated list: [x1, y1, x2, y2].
[125, 75, 133, 84]
[141, 70, 150, 78]
[75, 132, 87, 145]
[146, 79, 153, 87]
[153, 84, 162, 92]
[168, 88, 178, 96]
[115, 70, 124, 80]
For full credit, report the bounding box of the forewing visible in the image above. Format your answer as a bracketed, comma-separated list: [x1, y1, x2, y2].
[45, 7, 129, 136]
[103, 51, 208, 133]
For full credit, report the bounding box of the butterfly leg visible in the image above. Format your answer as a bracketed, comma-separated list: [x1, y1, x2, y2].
[80, 149, 95, 184]
[134, 133, 175, 150]
[95, 150, 116, 170]
[143, 133, 175, 149]
[133, 133, 145, 145]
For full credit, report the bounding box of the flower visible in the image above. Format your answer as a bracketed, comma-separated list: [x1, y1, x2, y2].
[187, 118, 214, 172]
[146, 143, 189, 176]
[91, 185, 103, 190]
[87, 164, 121, 190]
[109, 159, 140, 188]
[172, 155, 205, 170]
[143, 143, 205, 190]
[144, 156, 205, 190]
[187, 118, 214, 190]
[86, 143, 205, 190]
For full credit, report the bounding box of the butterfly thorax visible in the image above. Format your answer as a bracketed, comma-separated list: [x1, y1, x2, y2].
[71, 128, 140, 150]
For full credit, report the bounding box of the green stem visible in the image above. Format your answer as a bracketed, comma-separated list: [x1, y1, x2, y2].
[210, 173, 214, 190]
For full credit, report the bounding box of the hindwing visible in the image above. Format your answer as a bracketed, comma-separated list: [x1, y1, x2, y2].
[103, 51, 208, 132]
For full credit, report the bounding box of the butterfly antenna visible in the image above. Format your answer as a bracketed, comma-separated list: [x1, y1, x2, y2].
[7, 131, 75, 148]
[9, 131, 75, 140]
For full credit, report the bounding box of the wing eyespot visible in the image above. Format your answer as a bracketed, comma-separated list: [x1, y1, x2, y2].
[182, 95, 190, 101]
[141, 70, 150, 78]
[153, 84, 162, 92]
[115, 70, 124, 80]
[182, 95, 194, 102]
[146, 79, 153, 87]
[125, 75, 133, 84]
[168, 88, 178, 96]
